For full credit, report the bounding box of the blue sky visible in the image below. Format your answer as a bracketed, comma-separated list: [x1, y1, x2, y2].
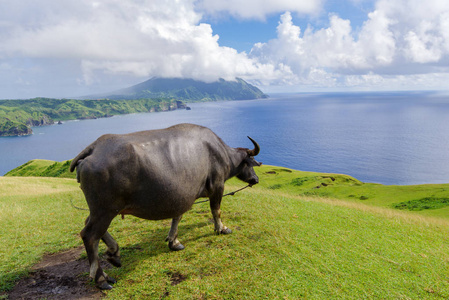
[209, 1, 376, 53]
[0, 0, 448, 98]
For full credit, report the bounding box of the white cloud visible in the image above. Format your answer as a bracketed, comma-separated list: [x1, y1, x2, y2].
[0, 0, 283, 97]
[357, 9, 396, 67]
[196, 0, 323, 20]
[404, 30, 442, 63]
[1, 0, 449, 98]
[344, 72, 449, 91]
[249, 0, 449, 91]
[372, 0, 449, 66]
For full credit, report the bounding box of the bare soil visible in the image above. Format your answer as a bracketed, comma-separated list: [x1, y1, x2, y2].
[6, 246, 105, 300]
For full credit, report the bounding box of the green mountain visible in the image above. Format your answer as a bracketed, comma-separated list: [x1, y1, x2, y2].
[96, 77, 268, 101]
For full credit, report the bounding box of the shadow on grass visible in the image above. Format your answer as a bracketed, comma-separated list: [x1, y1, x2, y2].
[105, 220, 217, 280]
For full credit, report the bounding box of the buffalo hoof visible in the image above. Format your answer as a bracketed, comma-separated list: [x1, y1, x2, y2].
[107, 256, 122, 268]
[107, 276, 117, 284]
[218, 227, 232, 235]
[95, 271, 116, 290]
[169, 241, 185, 251]
[96, 276, 116, 290]
[98, 281, 114, 290]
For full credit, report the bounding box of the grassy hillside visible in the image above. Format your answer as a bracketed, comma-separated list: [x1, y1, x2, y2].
[5, 159, 74, 178]
[257, 167, 449, 219]
[2, 164, 449, 298]
[6, 160, 449, 219]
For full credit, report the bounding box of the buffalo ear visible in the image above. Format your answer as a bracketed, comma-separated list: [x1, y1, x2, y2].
[253, 159, 262, 167]
[251, 161, 262, 167]
[246, 156, 262, 167]
[246, 136, 260, 157]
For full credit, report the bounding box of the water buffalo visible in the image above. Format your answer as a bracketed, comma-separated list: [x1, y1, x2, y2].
[69, 123, 261, 289]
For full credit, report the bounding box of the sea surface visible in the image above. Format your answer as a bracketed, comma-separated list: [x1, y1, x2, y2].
[1, 91, 449, 185]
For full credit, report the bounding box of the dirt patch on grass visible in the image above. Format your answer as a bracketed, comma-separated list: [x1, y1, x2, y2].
[169, 271, 187, 286]
[6, 246, 104, 300]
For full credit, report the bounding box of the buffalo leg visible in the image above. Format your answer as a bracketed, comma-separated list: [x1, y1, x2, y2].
[102, 231, 121, 267]
[166, 215, 185, 251]
[81, 214, 117, 290]
[209, 192, 232, 234]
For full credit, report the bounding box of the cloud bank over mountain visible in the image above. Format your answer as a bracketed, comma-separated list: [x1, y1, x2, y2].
[0, 0, 448, 98]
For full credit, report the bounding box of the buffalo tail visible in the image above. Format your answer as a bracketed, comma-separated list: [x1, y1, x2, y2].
[69, 146, 94, 172]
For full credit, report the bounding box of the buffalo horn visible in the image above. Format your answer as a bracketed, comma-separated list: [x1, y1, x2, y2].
[247, 136, 260, 156]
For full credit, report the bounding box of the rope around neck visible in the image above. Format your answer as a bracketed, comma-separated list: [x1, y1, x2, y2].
[223, 184, 253, 197]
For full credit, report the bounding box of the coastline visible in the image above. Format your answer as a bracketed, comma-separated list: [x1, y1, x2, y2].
[0, 98, 188, 137]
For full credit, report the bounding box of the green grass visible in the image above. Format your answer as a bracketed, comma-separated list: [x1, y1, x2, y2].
[5, 159, 75, 178]
[2, 165, 449, 298]
[393, 197, 449, 211]
[257, 167, 449, 219]
[0, 177, 85, 290]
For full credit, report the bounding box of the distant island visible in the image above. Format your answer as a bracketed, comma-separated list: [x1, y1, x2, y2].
[0, 78, 267, 137]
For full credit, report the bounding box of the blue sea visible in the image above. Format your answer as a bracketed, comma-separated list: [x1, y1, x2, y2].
[1, 91, 449, 185]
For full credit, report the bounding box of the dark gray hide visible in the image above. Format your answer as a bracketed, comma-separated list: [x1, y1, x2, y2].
[69, 123, 261, 289]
